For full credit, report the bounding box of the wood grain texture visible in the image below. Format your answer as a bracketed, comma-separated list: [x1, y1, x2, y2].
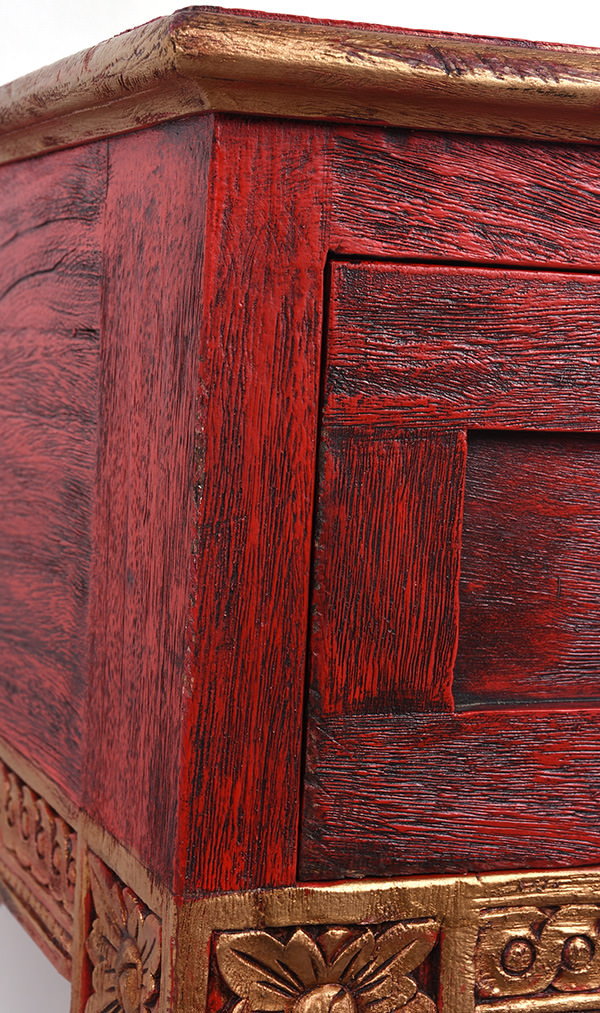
[176, 117, 330, 896]
[330, 128, 600, 267]
[6, 8, 600, 166]
[456, 432, 600, 707]
[325, 261, 600, 427]
[309, 426, 465, 715]
[83, 117, 212, 885]
[0, 143, 106, 797]
[300, 712, 600, 879]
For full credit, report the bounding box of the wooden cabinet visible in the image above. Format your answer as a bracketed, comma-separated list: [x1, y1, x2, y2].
[3, 9, 600, 1012]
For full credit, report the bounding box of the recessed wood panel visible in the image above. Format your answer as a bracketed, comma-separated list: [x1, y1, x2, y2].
[325, 261, 600, 427]
[309, 425, 465, 715]
[302, 256, 600, 881]
[456, 431, 600, 706]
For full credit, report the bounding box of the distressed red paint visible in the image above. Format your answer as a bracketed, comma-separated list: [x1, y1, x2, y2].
[2, 113, 600, 903]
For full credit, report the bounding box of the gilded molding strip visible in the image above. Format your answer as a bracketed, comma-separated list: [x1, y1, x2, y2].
[4, 8, 600, 166]
[177, 869, 600, 1013]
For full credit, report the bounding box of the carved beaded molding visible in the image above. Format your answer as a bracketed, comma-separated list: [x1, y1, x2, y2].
[4, 744, 600, 1011]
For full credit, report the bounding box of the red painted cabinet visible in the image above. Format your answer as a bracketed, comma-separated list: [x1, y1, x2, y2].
[3, 9, 600, 1012]
[301, 261, 600, 878]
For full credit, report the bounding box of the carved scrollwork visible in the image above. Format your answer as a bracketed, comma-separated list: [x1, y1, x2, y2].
[85, 853, 162, 1013]
[215, 921, 440, 1013]
[0, 756, 77, 974]
[475, 904, 600, 1005]
[0, 758, 77, 914]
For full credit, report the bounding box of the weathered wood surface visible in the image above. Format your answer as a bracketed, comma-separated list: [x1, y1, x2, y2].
[325, 261, 600, 426]
[330, 128, 600, 267]
[0, 143, 106, 797]
[456, 431, 600, 707]
[177, 117, 330, 895]
[6, 9, 600, 167]
[309, 426, 464, 715]
[5, 113, 600, 903]
[303, 246, 600, 882]
[300, 712, 600, 879]
[83, 117, 212, 885]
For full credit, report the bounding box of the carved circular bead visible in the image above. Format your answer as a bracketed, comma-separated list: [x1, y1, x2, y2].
[562, 935, 594, 971]
[293, 984, 357, 1013]
[501, 938, 536, 975]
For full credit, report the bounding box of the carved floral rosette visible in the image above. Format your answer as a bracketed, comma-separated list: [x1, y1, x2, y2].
[85, 853, 162, 1013]
[475, 904, 600, 1009]
[214, 921, 440, 1013]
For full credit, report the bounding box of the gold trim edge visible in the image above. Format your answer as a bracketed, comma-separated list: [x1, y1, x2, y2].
[3, 8, 600, 166]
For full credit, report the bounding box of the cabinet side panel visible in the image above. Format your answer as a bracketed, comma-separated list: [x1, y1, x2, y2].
[0, 144, 106, 796]
[84, 117, 213, 884]
[179, 117, 330, 895]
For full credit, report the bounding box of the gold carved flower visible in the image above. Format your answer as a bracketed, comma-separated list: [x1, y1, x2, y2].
[85, 855, 161, 1013]
[216, 922, 439, 1013]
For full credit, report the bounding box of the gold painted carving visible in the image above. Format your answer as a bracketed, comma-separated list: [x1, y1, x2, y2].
[0, 755, 77, 972]
[475, 904, 600, 1010]
[0, 758, 77, 912]
[86, 853, 162, 1013]
[215, 922, 439, 1013]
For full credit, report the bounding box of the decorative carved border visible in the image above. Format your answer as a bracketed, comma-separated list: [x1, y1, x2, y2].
[178, 869, 600, 1013]
[3, 733, 600, 1013]
[84, 853, 162, 1013]
[0, 738, 172, 1012]
[0, 755, 77, 977]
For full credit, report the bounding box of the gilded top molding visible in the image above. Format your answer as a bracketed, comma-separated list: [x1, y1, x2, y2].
[2, 5, 600, 164]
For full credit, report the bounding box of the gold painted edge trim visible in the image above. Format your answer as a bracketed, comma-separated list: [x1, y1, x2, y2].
[3, 7, 600, 165]
[176, 867, 600, 1013]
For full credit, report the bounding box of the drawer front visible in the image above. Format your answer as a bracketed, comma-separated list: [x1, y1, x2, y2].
[301, 260, 600, 879]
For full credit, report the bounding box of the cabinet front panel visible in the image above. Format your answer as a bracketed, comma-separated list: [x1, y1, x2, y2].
[300, 259, 600, 879]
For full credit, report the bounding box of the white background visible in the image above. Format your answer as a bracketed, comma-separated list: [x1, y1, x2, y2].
[0, 0, 598, 1009]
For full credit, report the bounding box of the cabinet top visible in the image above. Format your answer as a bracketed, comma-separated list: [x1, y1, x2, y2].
[2, 5, 600, 165]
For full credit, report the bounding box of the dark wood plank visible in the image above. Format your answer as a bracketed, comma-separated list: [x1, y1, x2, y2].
[325, 261, 600, 427]
[309, 425, 464, 715]
[330, 128, 600, 266]
[456, 431, 600, 706]
[300, 711, 600, 879]
[177, 117, 330, 895]
[0, 144, 106, 797]
[83, 118, 213, 885]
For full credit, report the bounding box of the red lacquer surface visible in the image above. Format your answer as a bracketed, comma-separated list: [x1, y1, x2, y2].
[5, 116, 600, 895]
[0, 142, 106, 798]
[83, 117, 213, 884]
[176, 116, 330, 895]
[301, 257, 600, 878]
